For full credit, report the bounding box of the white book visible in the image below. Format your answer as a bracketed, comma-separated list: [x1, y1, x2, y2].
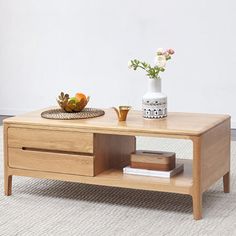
[123, 163, 184, 178]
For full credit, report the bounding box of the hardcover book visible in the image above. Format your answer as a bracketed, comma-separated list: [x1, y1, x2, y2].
[123, 163, 184, 178]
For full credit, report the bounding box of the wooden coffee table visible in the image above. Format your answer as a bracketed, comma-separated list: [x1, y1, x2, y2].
[3, 108, 230, 220]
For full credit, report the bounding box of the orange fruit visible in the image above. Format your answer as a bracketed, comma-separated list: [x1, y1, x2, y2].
[75, 93, 86, 102]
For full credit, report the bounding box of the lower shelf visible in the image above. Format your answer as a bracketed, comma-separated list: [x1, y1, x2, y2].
[10, 159, 193, 195]
[96, 159, 193, 194]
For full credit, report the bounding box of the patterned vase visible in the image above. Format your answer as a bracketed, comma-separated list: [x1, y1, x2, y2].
[142, 78, 167, 119]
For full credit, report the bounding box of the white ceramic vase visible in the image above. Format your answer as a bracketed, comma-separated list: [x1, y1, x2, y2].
[142, 78, 167, 119]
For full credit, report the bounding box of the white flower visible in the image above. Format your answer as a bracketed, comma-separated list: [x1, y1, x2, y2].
[156, 48, 164, 55]
[128, 60, 133, 69]
[155, 55, 167, 68]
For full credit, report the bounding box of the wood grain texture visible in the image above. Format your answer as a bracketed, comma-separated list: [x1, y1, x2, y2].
[3, 107, 230, 137]
[131, 150, 175, 164]
[8, 159, 193, 195]
[200, 119, 230, 192]
[93, 134, 110, 175]
[4, 124, 12, 196]
[190, 118, 231, 220]
[3, 108, 231, 220]
[8, 148, 94, 176]
[223, 172, 230, 193]
[131, 150, 175, 171]
[130, 162, 175, 171]
[192, 137, 202, 220]
[8, 127, 93, 153]
[94, 134, 136, 173]
[108, 135, 136, 169]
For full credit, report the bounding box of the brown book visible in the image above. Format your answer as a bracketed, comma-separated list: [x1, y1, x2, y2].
[131, 150, 176, 171]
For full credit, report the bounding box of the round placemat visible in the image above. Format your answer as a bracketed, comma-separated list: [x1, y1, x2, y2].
[41, 108, 105, 120]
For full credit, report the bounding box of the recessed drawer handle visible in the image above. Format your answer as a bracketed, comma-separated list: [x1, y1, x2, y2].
[22, 147, 93, 156]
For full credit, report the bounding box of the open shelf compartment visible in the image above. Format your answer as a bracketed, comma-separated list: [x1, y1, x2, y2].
[95, 158, 193, 195]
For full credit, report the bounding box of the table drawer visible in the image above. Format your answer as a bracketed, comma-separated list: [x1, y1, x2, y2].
[8, 127, 93, 154]
[8, 148, 94, 176]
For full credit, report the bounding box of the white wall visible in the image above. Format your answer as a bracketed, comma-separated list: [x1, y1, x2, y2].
[0, 0, 236, 127]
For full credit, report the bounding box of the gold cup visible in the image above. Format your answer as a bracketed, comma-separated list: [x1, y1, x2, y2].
[112, 106, 132, 121]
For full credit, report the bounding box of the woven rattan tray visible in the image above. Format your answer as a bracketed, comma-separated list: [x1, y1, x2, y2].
[41, 108, 105, 120]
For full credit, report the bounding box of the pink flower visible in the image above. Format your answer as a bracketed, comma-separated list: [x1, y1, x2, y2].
[167, 49, 175, 55]
[163, 51, 171, 60]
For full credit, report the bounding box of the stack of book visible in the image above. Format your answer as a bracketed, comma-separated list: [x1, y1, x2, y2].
[123, 150, 184, 178]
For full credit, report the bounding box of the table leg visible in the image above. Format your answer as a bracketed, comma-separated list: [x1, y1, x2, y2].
[192, 137, 202, 220]
[4, 124, 12, 196]
[4, 174, 12, 196]
[223, 172, 230, 193]
[192, 192, 202, 220]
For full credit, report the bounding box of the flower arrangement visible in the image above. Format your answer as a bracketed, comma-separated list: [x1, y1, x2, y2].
[128, 48, 175, 79]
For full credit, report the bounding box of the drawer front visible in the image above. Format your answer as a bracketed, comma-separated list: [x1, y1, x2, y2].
[8, 127, 93, 154]
[8, 148, 94, 176]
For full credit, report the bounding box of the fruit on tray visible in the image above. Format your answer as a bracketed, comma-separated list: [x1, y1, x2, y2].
[57, 92, 90, 112]
[75, 93, 87, 102]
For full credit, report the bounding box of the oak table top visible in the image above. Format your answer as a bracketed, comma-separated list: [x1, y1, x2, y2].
[4, 107, 230, 137]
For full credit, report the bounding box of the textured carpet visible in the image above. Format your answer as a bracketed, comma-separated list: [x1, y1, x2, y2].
[1, 126, 236, 236]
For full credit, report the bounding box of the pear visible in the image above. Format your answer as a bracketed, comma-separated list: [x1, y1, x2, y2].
[69, 97, 79, 103]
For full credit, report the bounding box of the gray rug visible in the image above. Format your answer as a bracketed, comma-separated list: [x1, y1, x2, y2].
[1, 126, 236, 236]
